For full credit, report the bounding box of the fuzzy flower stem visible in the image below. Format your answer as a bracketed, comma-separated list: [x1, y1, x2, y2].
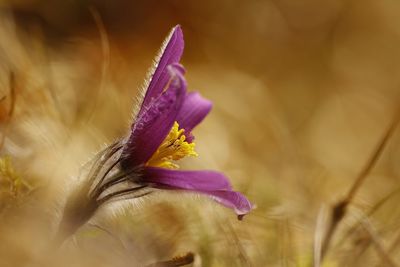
[91, 165, 142, 200]
[96, 185, 148, 206]
[87, 142, 122, 186]
[54, 142, 123, 247]
[91, 158, 122, 196]
[53, 184, 99, 247]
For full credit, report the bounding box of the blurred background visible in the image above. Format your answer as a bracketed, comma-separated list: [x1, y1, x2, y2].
[1, 0, 400, 266]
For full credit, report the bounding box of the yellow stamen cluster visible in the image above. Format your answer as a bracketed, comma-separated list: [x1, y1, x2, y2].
[147, 121, 198, 169]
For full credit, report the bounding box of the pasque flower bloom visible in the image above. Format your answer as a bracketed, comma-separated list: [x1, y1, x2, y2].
[56, 25, 252, 246]
[118, 25, 252, 216]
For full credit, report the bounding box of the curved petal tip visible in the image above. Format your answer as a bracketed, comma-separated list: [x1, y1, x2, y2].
[208, 190, 253, 218]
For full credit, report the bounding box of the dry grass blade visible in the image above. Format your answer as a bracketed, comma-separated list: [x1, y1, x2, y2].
[374, 229, 400, 267]
[86, 6, 110, 122]
[87, 223, 126, 250]
[0, 72, 16, 150]
[7, 72, 16, 118]
[278, 218, 294, 267]
[226, 220, 253, 267]
[320, 108, 400, 262]
[145, 252, 194, 267]
[362, 220, 398, 267]
[336, 186, 400, 249]
[215, 212, 253, 267]
[388, 231, 400, 255]
[376, 233, 400, 267]
[313, 205, 327, 267]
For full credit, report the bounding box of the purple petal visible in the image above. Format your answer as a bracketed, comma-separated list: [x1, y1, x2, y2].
[142, 167, 232, 191]
[203, 190, 253, 216]
[121, 65, 186, 167]
[140, 25, 184, 113]
[142, 167, 253, 216]
[176, 92, 212, 142]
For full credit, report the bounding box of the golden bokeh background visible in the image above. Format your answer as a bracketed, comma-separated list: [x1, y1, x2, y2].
[1, 1, 400, 266]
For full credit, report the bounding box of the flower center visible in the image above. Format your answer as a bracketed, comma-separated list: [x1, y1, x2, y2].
[147, 121, 197, 169]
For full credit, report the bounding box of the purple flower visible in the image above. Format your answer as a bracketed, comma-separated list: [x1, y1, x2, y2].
[55, 26, 253, 246]
[119, 25, 253, 217]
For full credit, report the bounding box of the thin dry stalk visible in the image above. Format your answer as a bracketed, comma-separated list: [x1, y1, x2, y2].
[145, 252, 195, 267]
[216, 212, 253, 267]
[227, 220, 253, 267]
[7, 72, 15, 118]
[87, 223, 126, 250]
[374, 229, 400, 267]
[362, 220, 398, 267]
[388, 231, 400, 255]
[313, 205, 328, 267]
[320, 110, 400, 262]
[336, 186, 400, 248]
[0, 72, 16, 150]
[279, 218, 294, 267]
[86, 6, 110, 122]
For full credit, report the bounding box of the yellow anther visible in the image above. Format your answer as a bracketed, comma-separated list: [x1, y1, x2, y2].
[147, 121, 198, 169]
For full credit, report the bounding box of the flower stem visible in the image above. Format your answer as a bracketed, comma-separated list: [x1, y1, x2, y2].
[53, 183, 99, 248]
